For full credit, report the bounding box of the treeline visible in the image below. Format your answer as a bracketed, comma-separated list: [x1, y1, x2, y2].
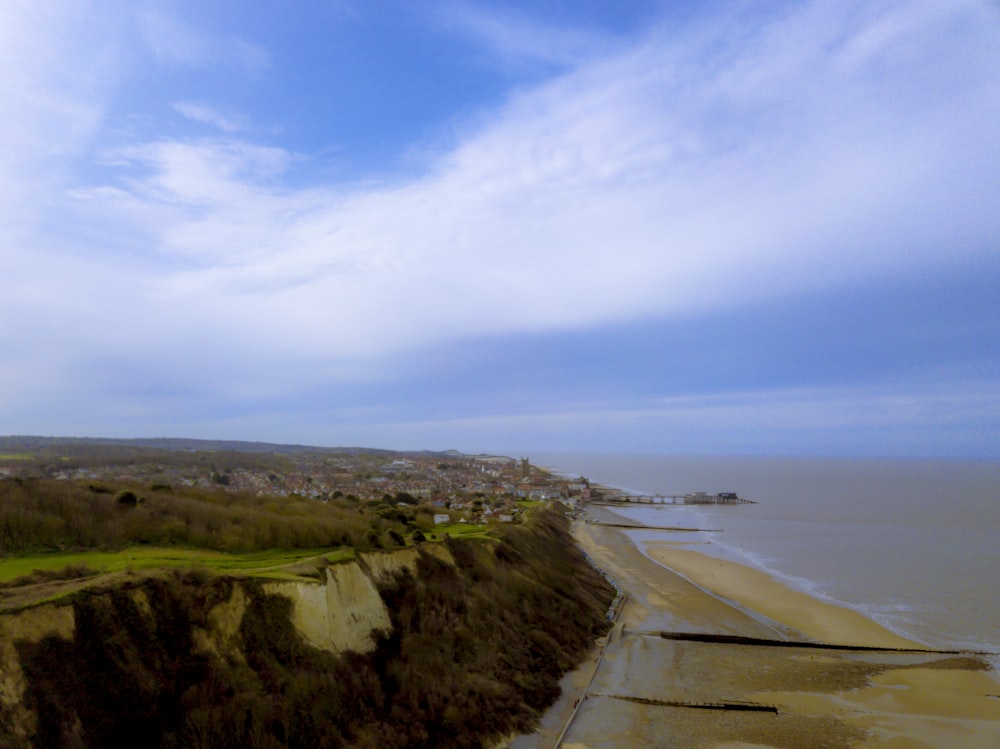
[0, 479, 421, 555]
[0, 443, 297, 476]
[10, 509, 615, 749]
[0, 436, 410, 456]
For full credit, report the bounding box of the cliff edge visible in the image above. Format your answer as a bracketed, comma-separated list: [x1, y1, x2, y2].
[0, 508, 612, 749]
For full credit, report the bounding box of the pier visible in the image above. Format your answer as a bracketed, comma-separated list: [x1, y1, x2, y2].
[593, 491, 755, 506]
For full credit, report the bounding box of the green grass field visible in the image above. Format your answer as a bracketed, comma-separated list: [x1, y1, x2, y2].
[0, 514, 500, 600]
[431, 523, 491, 540]
[0, 520, 496, 586]
[0, 546, 357, 583]
[516, 499, 546, 510]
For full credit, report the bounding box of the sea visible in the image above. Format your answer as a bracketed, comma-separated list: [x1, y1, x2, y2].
[533, 454, 1000, 656]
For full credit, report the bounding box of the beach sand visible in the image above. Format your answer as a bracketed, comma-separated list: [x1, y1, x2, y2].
[527, 503, 1000, 749]
[643, 541, 921, 650]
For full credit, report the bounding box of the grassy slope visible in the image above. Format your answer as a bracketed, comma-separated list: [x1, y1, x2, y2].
[0, 477, 502, 612]
[0, 547, 357, 582]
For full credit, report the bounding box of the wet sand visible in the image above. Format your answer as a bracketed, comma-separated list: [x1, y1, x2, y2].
[643, 541, 921, 650]
[533, 504, 1000, 749]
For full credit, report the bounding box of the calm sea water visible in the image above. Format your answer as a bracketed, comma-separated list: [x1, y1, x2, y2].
[533, 454, 1000, 654]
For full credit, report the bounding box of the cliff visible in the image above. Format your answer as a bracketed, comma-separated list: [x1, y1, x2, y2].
[0, 509, 612, 749]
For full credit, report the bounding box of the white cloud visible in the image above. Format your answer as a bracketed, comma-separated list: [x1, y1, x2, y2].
[436, 3, 621, 68]
[2, 0, 999, 440]
[0, 2, 123, 242]
[137, 6, 268, 71]
[96, 0, 998, 356]
[172, 102, 245, 133]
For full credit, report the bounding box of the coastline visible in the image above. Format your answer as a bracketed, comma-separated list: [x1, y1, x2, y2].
[642, 541, 922, 650]
[528, 498, 1000, 749]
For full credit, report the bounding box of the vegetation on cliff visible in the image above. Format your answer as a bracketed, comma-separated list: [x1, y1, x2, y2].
[5, 508, 613, 749]
[0, 478, 418, 555]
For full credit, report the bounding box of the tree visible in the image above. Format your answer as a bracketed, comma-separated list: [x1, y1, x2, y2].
[116, 490, 139, 508]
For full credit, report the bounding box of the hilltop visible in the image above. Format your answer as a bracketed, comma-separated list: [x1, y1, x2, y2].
[0, 435, 457, 457]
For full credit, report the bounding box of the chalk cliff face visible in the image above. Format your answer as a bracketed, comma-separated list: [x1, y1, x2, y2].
[0, 511, 613, 749]
[261, 545, 455, 655]
[0, 548, 460, 745]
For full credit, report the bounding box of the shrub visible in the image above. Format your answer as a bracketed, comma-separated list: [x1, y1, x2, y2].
[0, 479, 402, 554]
[382, 529, 405, 548]
[116, 490, 139, 507]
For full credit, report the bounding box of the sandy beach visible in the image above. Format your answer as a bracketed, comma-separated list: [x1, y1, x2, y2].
[643, 541, 920, 650]
[526, 503, 1000, 749]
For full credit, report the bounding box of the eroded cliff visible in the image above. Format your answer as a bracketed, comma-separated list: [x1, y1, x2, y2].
[0, 509, 612, 749]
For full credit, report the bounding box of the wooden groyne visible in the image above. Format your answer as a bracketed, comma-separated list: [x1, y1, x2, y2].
[588, 521, 722, 533]
[595, 694, 779, 714]
[652, 631, 994, 656]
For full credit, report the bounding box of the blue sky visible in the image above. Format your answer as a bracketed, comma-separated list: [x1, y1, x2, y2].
[1, 0, 998, 457]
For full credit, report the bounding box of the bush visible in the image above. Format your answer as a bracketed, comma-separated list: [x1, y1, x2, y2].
[0, 479, 404, 554]
[382, 529, 405, 548]
[116, 490, 139, 507]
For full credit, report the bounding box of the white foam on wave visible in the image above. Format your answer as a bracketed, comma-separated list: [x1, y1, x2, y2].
[619, 504, 932, 646]
[710, 536, 933, 646]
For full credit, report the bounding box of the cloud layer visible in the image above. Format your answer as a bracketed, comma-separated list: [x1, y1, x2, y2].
[1, 0, 998, 452]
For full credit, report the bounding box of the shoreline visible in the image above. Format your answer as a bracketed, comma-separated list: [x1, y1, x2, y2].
[583, 483, 959, 650]
[540, 498, 1000, 748]
[641, 540, 923, 650]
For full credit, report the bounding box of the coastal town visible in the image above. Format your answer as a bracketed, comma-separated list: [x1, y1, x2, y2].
[0, 443, 595, 525]
[0, 440, 752, 526]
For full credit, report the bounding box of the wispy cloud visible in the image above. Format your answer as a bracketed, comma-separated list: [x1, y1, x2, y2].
[137, 6, 268, 72]
[2, 0, 998, 450]
[71, 0, 998, 358]
[172, 101, 245, 133]
[435, 3, 621, 68]
[0, 2, 121, 241]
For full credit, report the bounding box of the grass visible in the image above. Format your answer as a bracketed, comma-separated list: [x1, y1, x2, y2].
[0, 453, 32, 461]
[432, 523, 491, 540]
[516, 499, 545, 509]
[0, 546, 356, 584]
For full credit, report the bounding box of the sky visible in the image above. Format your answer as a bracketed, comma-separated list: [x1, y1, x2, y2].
[1, 0, 999, 457]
